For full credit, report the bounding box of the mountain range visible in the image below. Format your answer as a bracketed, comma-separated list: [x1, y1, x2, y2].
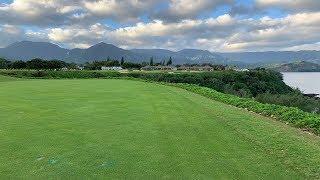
[1, 41, 320, 66]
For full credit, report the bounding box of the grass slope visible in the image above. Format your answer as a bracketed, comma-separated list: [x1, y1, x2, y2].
[0, 75, 19, 82]
[0, 79, 320, 178]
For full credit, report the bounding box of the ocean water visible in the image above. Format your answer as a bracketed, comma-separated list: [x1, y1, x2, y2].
[282, 72, 320, 96]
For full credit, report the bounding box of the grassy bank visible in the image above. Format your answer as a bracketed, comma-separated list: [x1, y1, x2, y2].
[0, 78, 320, 178]
[173, 83, 320, 134]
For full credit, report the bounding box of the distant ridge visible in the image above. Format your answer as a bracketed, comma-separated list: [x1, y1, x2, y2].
[0, 41, 227, 64]
[218, 51, 320, 65]
[0, 41, 68, 60]
[270, 61, 320, 72]
[66, 42, 142, 63]
[0, 41, 320, 65]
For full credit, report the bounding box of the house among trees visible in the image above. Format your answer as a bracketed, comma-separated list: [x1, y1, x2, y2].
[141, 65, 177, 71]
[177, 64, 226, 71]
[77, 66, 84, 70]
[177, 65, 214, 71]
[192, 65, 213, 71]
[235, 68, 249, 72]
[101, 66, 123, 71]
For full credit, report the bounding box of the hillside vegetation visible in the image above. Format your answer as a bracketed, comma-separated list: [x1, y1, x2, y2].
[125, 70, 292, 97]
[271, 61, 320, 72]
[0, 78, 320, 178]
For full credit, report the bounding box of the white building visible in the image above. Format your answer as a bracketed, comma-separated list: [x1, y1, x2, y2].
[101, 66, 123, 71]
[77, 66, 84, 70]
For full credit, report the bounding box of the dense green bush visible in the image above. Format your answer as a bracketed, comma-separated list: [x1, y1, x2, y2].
[173, 83, 320, 134]
[32, 71, 47, 77]
[125, 70, 293, 97]
[256, 93, 320, 114]
[0, 58, 73, 70]
[0, 70, 122, 79]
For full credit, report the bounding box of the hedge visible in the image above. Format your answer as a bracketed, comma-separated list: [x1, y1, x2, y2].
[0, 70, 122, 79]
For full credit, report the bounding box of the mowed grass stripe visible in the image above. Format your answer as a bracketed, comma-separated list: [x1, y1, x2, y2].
[0, 79, 319, 178]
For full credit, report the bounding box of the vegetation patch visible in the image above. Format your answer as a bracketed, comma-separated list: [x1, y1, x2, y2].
[0, 69, 122, 79]
[256, 93, 320, 114]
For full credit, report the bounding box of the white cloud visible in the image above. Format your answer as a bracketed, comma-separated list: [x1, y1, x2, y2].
[48, 23, 112, 48]
[37, 12, 320, 52]
[256, 0, 320, 12]
[83, 0, 160, 22]
[225, 12, 320, 51]
[1, 24, 23, 35]
[0, 0, 162, 25]
[282, 42, 320, 51]
[0, 24, 46, 48]
[0, 0, 83, 26]
[0, 0, 319, 52]
[155, 0, 234, 22]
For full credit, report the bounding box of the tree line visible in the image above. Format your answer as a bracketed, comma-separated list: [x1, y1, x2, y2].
[84, 59, 143, 70]
[0, 57, 174, 70]
[0, 58, 77, 70]
[84, 57, 178, 70]
[1, 57, 227, 70]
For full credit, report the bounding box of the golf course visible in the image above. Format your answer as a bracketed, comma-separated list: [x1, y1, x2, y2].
[1, 77, 320, 178]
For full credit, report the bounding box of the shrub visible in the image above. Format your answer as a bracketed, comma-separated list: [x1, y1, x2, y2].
[125, 70, 292, 97]
[0, 70, 122, 79]
[256, 93, 320, 114]
[32, 71, 47, 77]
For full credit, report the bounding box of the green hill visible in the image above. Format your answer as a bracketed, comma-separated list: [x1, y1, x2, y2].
[271, 61, 320, 72]
[0, 78, 320, 178]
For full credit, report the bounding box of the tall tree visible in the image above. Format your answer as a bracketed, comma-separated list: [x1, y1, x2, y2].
[26, 58, 46, 70]
[0, 58, 10, 69]
[11, 60, 27, 69]
[149, 57, 154, 66]
[120, 57, 124, 65]
[167, 57, 173, 66]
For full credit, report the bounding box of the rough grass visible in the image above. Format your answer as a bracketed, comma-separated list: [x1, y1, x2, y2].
[0, 78, 320, 178]
[0, 75, 19, 82]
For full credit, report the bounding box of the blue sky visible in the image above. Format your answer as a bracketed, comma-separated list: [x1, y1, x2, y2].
[0, 0, 319, 52]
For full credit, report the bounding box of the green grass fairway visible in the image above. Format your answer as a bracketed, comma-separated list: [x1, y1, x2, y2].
[0, 78, 320, 178]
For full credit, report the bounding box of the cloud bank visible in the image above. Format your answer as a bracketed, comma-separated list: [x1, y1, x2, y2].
[0, 0, 319, 51]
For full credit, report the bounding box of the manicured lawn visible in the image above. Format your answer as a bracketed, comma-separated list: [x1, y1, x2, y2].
[0, 78, 319, 178]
